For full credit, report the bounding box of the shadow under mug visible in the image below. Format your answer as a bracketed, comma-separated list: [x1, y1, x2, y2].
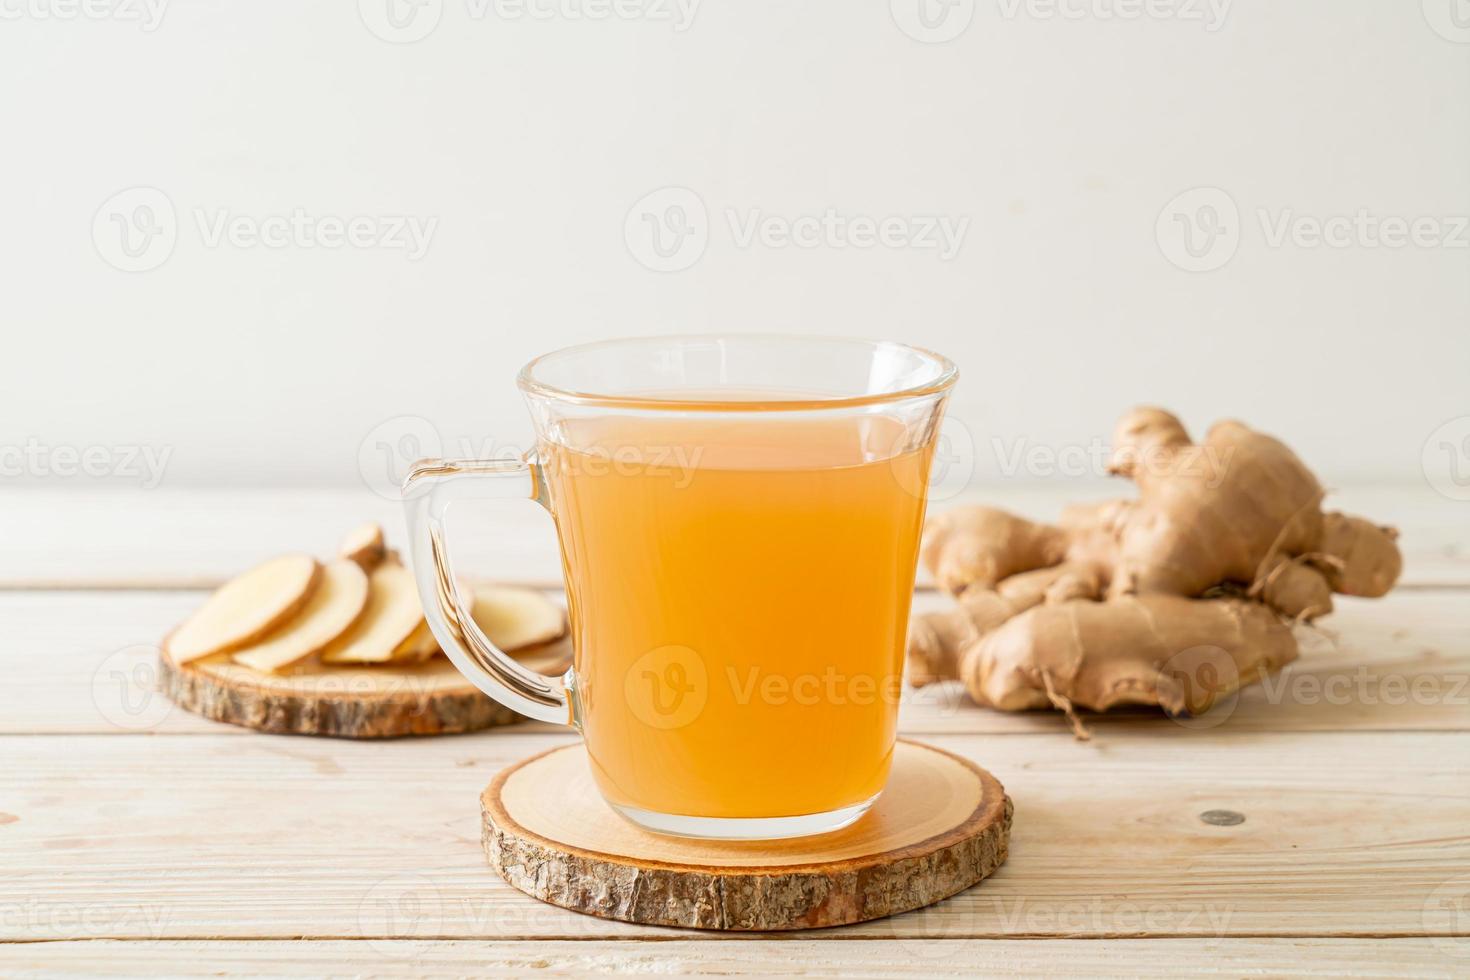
[404, 335, 957, 840]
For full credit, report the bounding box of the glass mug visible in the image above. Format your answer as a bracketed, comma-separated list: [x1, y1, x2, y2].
[404, 335, 956, 839]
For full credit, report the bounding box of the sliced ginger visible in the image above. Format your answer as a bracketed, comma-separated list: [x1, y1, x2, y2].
[339, 522, 387, 572]
[385, 584, 564, 666]
[167, 554, 322, 664]
[470, 586, 566, 652]
[168, 527, 571, 676]
[390, 620, 440, 664]
[321, 562, 424, 665]
[231, 560, 370, 672]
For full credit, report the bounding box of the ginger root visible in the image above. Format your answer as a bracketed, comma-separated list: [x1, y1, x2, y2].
[1104, 407, 1400, 619]
[965, 595, 1298, 738]
[910, 408, 1403, 735]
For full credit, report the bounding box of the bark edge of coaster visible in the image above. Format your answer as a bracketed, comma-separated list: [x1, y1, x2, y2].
[158, 642, 568, 738]
[479, 738, 1012, 930]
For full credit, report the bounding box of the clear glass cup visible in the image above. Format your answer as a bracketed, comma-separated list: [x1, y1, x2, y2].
[404, 335, 956, 839]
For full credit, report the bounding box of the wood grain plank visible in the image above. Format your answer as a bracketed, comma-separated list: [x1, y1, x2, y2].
[1, 730, 1465, 941]
[6, 589, 1464, 737]
[1, 938, 1465, 978]
[2, 484, 1462, 589]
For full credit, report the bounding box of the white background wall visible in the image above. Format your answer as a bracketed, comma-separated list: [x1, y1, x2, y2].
[3, 0, 1466, 492]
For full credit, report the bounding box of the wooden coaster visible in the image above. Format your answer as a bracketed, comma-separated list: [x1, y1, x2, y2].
[158, 640, 569, 738]
[480, 739, 1012, 930]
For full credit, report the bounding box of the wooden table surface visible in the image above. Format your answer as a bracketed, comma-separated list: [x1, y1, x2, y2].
[2, 485, 1466, 977]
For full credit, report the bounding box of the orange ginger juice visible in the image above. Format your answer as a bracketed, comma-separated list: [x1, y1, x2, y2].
[541, 411, 934, 819]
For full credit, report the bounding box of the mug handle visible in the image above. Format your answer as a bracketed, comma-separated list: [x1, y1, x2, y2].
[402, 455, 572, 726]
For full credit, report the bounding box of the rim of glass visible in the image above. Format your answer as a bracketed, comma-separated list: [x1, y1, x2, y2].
[516, 334, 959, 412]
